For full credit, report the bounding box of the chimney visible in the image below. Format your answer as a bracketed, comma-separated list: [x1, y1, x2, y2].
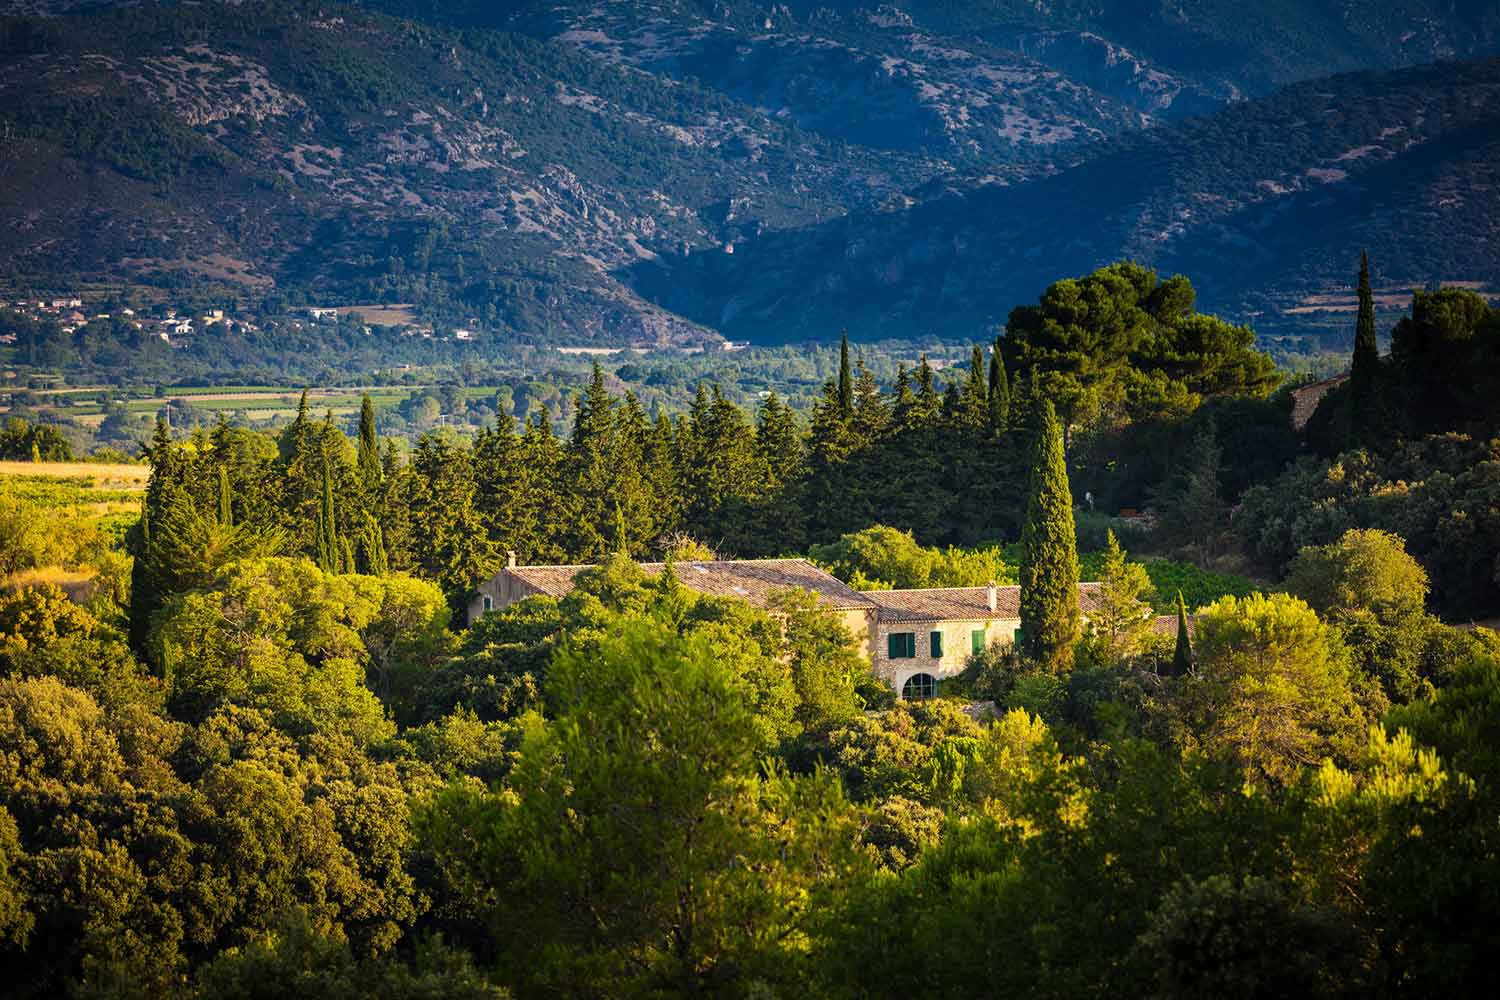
[987, 581, 997, 613]
[506, 550, 517, 570]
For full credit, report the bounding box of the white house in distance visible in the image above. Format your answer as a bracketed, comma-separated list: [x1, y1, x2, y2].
[472, 557, 1134, 699]
[863, 583, 1105, 698]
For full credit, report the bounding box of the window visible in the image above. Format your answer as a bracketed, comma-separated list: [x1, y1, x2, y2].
[930, 631, 943, 658]
[482, 595, 493, 613]
[972, 629, 986, 654]
[887, 632, 916, 659]
[902, 673, 937, 700]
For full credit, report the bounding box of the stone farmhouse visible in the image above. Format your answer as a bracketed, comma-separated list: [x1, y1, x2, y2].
[472, 556, 1162, 700]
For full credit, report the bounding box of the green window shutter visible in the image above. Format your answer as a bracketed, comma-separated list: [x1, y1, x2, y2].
[888, 633, 902, 659]
[972, 629, 985, 654]
[905, 633, 916, 658]
[930, 631, 943, 658]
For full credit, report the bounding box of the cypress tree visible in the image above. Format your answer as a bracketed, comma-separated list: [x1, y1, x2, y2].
[358, 511, 388, 575]
[1018, 399, 1080, 672]
[317, 459, 339, 573]
[217, 465, 233, 527]
[357, 394, 382, 490]
[837, 330, 853, 418]
[1349, 250, 1382, 443]
[1353, 250, 1379, 375]
[1171, 590, 1193, 677]
[614, 501, 629, 555]
[988, 338, 1010, 434]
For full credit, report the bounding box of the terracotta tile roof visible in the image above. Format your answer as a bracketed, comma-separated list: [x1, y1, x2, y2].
[505, 558, 874, 611]
[865, 582, 1105, 622]
[1151, 614, 1196, 638]
[1289, 373, 1349, 430]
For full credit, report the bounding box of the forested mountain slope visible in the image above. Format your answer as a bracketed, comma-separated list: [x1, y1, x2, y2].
[0, 1, 934, 344]
[627, 58, 1500, 344]
[1, 0, 1497, 347]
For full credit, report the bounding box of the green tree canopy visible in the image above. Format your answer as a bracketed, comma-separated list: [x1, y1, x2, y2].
[1002, 263, 1278, 441]
[419, 621, 869, 996]
[1179, 592, 1375, 788]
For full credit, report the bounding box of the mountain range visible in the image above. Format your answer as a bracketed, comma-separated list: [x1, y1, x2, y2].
[1, 0, 1497, 349]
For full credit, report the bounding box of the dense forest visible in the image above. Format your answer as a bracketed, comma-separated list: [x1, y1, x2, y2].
[1, 259, 1499, 996]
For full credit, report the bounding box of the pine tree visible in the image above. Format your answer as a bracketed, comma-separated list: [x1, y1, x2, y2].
[1348, 250, 1383, 444]
[1090, 529, 1154, 660]
[1171, 590, 1193, 677]
[1019, 399, 1081, 672]
[410, 435, 500, 610]
[644, 411, 684, 547]
[988, 338, 1010, 434]
[566, 362, 618, 559]
[357, 394, 382, 491]
[1168, 421, 1225, 563]
[519, 407, 570, 564]
[912, 355, 942, 424]
[611, 393, 655, 557]
[805, 378, 857, 537]
[756, 392, 803, 488]
[837, 330, 853, 418]
[892, 365, 915, 425]
[849, 359, 891, 444]
[749, 392, 807, 554]
[955, 344, 988, 429]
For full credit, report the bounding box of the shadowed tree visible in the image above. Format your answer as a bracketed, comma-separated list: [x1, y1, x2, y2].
[988, 338, 1010, 434]
[1171, 590, 1193, 677]
[1348, 251, 1384, 446]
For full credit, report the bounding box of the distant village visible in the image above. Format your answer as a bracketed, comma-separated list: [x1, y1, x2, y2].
[0, 295, 465, 350]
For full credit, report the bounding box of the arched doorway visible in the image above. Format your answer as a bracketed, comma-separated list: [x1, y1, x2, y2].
[902, 673, 937, 701]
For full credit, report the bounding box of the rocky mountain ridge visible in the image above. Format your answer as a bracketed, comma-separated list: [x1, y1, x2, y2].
[1, 0, 1497, 348]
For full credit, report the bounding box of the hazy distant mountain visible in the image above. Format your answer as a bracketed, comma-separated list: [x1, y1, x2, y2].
[1, 1, 1497, 347]
[625, 58, 1500, 343]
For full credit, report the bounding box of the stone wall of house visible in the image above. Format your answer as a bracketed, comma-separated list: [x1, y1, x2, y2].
[466, 570, 548, 623]
[875, 617, 1020, 697]
[838, 607, 878, 660]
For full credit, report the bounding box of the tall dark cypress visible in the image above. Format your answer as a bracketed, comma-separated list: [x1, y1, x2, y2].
[1349, 250, 1382, 443]
[837, 330, 853, 418]
[1018, 399, 1080, 672]
[357, 394, 381, 491]
[1170, 590, 1193, 677]
[988, 338, 1010, 434]
[217, 465, 233, 527]
[1353, 250, 1379, 373]
[316, 459, 340, 573]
